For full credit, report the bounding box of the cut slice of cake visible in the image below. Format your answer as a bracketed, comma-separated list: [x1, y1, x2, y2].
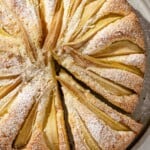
[58, 70, 142, 149]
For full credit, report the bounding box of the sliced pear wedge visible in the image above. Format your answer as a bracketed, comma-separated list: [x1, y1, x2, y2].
[54, 89, 70, 150]
[0, 77, 22, 99]
[41, 91, 53, 131]
[57, 73, 129, 131]
[68, 0, 76, 17]
[43, 0, 64, 65]
[72, 0, 106, 40]
[86, 70, 132, 96]
[80, 0, 105, 26]
[74, 110, 101, 149]
[70, 0, 82, 17]
[0, 27, 11, 36]
[68, 49, 143, 77]
[0, 82, 23, 118]
[0, 0, 37, 62]
[44, 0, 64, 50]
[91, 40, 144, 57]
[65, 15, 122, 48]
[44, 92, 59, 150]
[0, 92, 18, 117]
[0, 75, 19, 80]
[84, 55, 143, 77]
[98, 54, 145, 73]
[14, 101, 39, 148]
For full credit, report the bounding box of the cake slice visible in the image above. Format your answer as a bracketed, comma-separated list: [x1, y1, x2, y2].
[53, 49, 142, 112]
[0, 72, 50, 149]
[23, 88, 70, 150]
[58, 70, 142, 150]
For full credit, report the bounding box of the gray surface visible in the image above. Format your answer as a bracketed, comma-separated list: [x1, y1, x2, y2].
[128, 0, 150, 22]
[132, 128, 150, 150]
[128, 0, 150, 150]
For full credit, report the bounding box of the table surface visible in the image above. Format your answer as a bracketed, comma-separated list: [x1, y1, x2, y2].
[128, 0, 150, 22]
[128, 0, 150, 150]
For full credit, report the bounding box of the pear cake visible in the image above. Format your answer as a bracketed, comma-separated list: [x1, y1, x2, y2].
[0, 0, 146, 150]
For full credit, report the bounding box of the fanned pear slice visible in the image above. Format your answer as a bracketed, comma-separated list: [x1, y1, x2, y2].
[14, 101, 39, 149]
[65, 15, 122, 48]
[69, 0, 82, 17]
[5, 0, 43, 49]
[0, 77, 22, 99]
[84, 70, 132, 96]
[87, 59, 143, 77]
[65, 48, 143, 77]
[79, 0, 105, 27]
[99, 53, 146, 73]
[74, 111, 100, 149]
[44, 92, 59, 150]
[39, 0, 57, 34]
[0, 75, 19, 80]
[87, 67, 143, 94]
[25, 89, 53, 150]
[63, 0, 89, 43]
[44, 90, 70, 150]
[91, 40, 144, 57]
[44, 0, 64, 50]
[54, 89, 70, 150]
[0, 0, 36, 62]
[70, 49, 143, 77]
[71, 0, 106, 40]
[59, 71, 142, 149]
[43, 1, 63, 65]
[0, 83, 22, 117]
[0, 28, 11, 37]
[82, 13, 145, 55]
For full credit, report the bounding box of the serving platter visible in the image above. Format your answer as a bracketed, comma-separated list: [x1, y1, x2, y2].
[128, 0, 150, 149]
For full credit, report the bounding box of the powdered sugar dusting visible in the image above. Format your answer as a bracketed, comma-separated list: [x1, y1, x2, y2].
[83, 13, 144, 55]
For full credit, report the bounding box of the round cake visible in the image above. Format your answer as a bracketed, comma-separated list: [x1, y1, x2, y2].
[0, 0, 146, 149]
